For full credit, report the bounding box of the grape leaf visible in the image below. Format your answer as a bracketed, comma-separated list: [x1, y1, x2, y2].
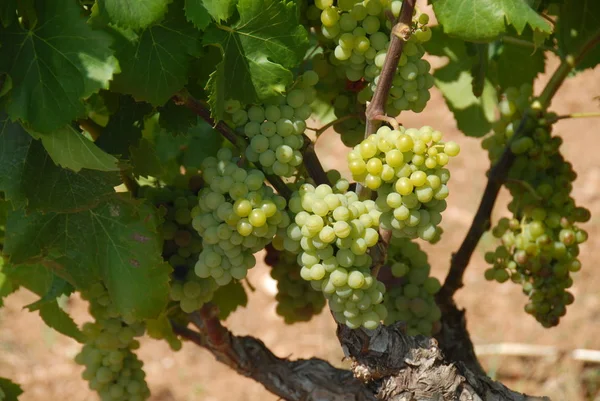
[158, 101, 198, 134]
[201, 0, 237, 22]
[96, 95, 153, 158]
[0, 377, 23, 401]
[556, 0, 600, 70]
[0, 0, 119, 133]
[3, 197, 171, 319]
[3, 263, 84, 342]
[185, 0, 212, 30]
[493, 38, 546, 88]
[110, 4, 201, 105]
[0, 257, 18, 308]
[0, 0, 17, 27]
[431, 0, 552, 42]
[211, 280, 247, 319]
[0, 115, 120, 213]
[424, 28, 498, 137]
[28, 125, 120, 172]
[203, 0, 309, 118]
[97, 0, 170, 30]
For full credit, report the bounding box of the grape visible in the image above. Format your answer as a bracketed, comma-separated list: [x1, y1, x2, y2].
[382, 238, 442, 336]
[483, 85, 589, 327]
[224, 70, 317, 177]
[282, 182, 387, 329]
[193, 150, 289, 285]
[311, 2, 434, 147]
[349, 125, 459, 242]
[76, 284, 152, 401]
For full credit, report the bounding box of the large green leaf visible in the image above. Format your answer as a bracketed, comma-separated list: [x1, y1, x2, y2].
[556, 0, 600, 70]
[203, 0, 309, 118]
[0, 115, 120, 213]
[0, 377, 23, 401]
[95, 95, 153, 158]
[494, 38, 546, 88]
[97, 0, 171, 30]
[0, 0, 17, 27]
[431, 0, 552, 42]
[3, 263, 84, 342]
[110, 4, 201, 105]
[0, 0, 119, 133]
[424, 28, 498, 137]
[4, 197, 171, 319]
[28, 125, 120, 172]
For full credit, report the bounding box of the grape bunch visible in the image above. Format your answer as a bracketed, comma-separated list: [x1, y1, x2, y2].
[224, 70, 319, 177]
[283, 183, 387, 329]
[381, 238, 442, 336]
[312, 0, 435, 115]
[348, 125, 460, 242]
[482, 85, 590, 327]
[75, 283, 150, 401]
[141, 180, 219, 314]
[193, 148, 290, 285]
[264, 244, 327, 323]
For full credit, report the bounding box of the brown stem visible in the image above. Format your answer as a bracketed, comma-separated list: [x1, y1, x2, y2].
[314, 114, 361, 137]
[77, 118, 103, 141]
[173, 93, 292, 200]
[364, 0, 416, 136]
[302, 135, 330, 186]
[172, 305, 375, 401]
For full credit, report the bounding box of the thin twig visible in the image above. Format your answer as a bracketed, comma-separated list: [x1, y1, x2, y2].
[314, 114, 361, 137]
[555, 111, 600, 120]
[173, 92, 292, 200]
[501, 36, 558, 54]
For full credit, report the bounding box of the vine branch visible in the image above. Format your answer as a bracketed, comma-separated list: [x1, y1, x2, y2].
[173, 92, 292, 199]
[302, 134, 330, 185]
[364, 0, 416, 136]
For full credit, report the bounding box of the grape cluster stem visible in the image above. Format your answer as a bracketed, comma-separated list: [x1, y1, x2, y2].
[364, 0, 416, 136]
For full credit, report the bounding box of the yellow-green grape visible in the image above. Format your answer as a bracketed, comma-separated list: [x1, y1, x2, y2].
[382, 238, 442, 336]
[265, 244, 326, 323]
[482, 85, 590, 327]
[314, 0, 434, 116]
[349, 125, 459, 242]
[283, 182, 387, 330]
[193, 148, 289, 285]
[224, 70, 318, 177]
[76, 284, 151, 401]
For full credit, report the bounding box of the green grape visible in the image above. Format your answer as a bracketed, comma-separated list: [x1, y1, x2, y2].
[282, 183, 387, 329]
[76, 284, 151, 401]
[194, 150, 289, 285]
[483, 85, 590, 328]
[349, 125, 459, 242]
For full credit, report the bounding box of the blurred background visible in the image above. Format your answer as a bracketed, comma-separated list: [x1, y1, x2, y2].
[2, 4, 600, 401]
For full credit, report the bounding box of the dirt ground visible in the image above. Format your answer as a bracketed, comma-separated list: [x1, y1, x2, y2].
[2, 14, 600, 401]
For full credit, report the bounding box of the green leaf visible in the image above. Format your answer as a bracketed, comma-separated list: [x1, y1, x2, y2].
[432, 0, 553, 42]
[0, 0, 119, 133]
[4, 197, 171, 319]
[211, 280, 247, 319]
[97, 0, 170, 30]
[185, 0, 212, 30]
[110, 4, 201, 105]
[424, 28, 498, 137]
[203, 0, 309, 117]
[0, 115, 120, 213]
[96, 95, 153, 158]
[3, 263, 84, 342]
[0, 0, 17, 27]
[0, 377, 23, 401]
[28, 125, 120, 172]
[201, 0, 237, 22]
[556, 0, 600, 70]
[158, 101, 198, 134]
[494, 38, 546, 88]
[0, 257, 18, 308]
